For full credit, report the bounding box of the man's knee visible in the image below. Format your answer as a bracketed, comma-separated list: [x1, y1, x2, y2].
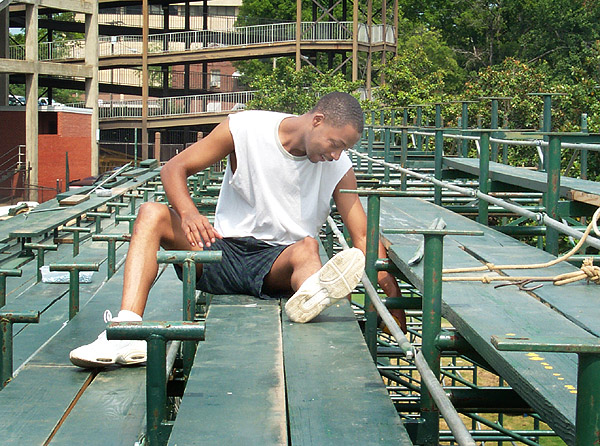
[293, 236, 320, 257]
[133, 202, 171, 233]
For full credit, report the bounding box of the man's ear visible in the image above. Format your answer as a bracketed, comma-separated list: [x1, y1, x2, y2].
[311, 113, 325, 127]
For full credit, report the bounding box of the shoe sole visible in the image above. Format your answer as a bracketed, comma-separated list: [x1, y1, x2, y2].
[285, 248, 365, 323]
[69, 351, 146, 368]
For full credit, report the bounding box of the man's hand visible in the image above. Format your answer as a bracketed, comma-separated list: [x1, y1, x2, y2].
[180, 209, 223, 248]
[378, 270, 407, 333]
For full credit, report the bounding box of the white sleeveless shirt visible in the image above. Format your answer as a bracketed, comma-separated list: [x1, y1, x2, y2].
[213, 110, 352, 246]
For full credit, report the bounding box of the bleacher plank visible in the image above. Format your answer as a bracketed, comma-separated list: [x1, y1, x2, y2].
[376, 197, 598, 445]
[0, 262, 178, 446]
[168, 295, 286, 446]
[443, 157, 600, 205]
[282, 299, 413, 446]
[2, 169, 158, 241]
[48, 267, 183, 446]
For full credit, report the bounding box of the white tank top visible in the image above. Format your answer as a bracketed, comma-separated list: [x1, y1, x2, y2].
[214, 110, 352, 246]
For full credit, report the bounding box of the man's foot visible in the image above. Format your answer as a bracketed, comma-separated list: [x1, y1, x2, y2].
[69, 311, 147, 368]
[285, 248, 365, 323]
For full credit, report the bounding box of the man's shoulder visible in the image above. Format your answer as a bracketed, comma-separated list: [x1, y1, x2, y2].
[230, 110, 292, 122]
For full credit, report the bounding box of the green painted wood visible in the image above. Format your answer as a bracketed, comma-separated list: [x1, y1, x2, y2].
[168, 295, 287, 446]
[49, 267, 183, 446]
[282, 299, 412, 445]
[443, 157, 600, 198]
[376, 197, 598, 445]
[3, 170, 159, 240]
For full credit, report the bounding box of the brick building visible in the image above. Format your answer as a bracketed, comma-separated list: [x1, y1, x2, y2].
[0, 106, 92, 203]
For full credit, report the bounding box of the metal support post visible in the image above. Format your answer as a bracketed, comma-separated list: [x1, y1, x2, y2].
[493, 335, 600, 446]
[86, 211, 111, 234]
[460, 101, 471, 158]
[107, 201, 128, 216]
[156, 250, 222, 376]
[0, 310, 39, 387]
[23, 243, 57, 282]
[365, 194, 380, 360]
[401, 109, 408, 191]
[138, 187, 154, 202]
[124, 192, 139, 214]
[92, 234, 131, 279]
[416, 106, 423, 151]
[490, 99, 499, 162]
[107, 321, 205, 446]
[0, 270, 22, 307]
[383, 127, 391, 183]
[420, 232, 443, 445]
[545, 134, 561, 255]
[434, 104, 443, 206]
[63, 227, 92, 257]
[115, 214, 137, 234]
[367, 125, 374, 175]
[49, 263, 99, 319]
[478, 132, 491, 225]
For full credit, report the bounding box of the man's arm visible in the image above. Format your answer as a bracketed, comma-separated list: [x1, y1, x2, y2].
[333, 168, 407, 330]
[160, 118, 235, 248]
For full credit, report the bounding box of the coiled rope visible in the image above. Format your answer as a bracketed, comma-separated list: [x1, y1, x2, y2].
[443, 207, 600, 286]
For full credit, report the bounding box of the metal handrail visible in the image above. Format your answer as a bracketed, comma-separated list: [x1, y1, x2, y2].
[8, 21, 396, 61]
[349, 149, 600, 251]
[326, 215, 476, 446]
[68, 90, 254, 119]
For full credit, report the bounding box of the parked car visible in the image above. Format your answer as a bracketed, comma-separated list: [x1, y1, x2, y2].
[8, 95, 26, 106]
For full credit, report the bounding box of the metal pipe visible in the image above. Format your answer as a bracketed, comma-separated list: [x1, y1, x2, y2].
[326, 216, 475, 446]
[349, 150, 600, 251]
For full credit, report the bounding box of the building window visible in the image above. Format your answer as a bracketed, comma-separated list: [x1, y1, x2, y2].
[210, 70, 221, 89]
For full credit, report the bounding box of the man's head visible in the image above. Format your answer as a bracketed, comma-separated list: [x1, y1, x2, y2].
[310, 92, 364, 134]
[304, 92, 364, 163]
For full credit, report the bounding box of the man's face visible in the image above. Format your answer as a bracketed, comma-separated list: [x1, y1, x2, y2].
[305, 115, 362, 163]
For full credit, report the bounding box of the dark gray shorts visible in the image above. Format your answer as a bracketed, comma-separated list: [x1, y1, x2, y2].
[174, 236, 289, 299]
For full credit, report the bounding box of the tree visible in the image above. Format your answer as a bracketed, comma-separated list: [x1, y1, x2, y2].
[246, 65, 361, 114]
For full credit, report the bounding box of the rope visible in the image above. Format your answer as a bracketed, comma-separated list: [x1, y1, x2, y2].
[443, 207, 600, 286]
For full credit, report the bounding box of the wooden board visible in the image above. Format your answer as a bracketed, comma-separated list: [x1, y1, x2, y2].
[3, 169, 159, 240]
[282, 299, 413, 446]
[168, 295, 287, 446]
[443, 157, 600, 203]
[59, 194, 91, 206]
[49, 267, 183, 446]
[0, 249, 176, 445]
[375, 197, 599, 445]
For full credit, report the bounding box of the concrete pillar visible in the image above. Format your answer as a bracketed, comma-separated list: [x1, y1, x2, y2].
[85, 0, 99, 176]
[154, 131, 161, 163]
[25, 3, 38, 201]
[0, 9, 9, 106]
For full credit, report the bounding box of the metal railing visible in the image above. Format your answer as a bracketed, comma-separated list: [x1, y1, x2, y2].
[69, 91, 254, 119]
[0, 145, 26, 180]
[8, 21, 395, 61]
[98, 68, 244, 91]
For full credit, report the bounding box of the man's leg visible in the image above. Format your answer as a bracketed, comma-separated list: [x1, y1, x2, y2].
[263, 237, 365, 323]
[120, 202, 202, 316]
[70, 202, 200, 368]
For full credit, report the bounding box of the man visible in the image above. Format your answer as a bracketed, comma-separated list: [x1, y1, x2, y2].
[70, 92, 405, 368]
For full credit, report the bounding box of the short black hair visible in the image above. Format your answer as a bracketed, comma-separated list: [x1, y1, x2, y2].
[311, 92, 364, 134]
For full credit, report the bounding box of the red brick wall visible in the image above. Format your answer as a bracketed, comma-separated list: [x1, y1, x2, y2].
[39, 111, 91, 201]
[0, 109, 91, 203]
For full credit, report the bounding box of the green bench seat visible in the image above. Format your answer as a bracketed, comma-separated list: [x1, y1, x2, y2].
[168, 295, 412, 445]
[376, 197, 599, 445]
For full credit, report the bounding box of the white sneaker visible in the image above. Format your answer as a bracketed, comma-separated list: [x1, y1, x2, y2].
[69, 310, 147, 368]
[285, 248, 365, 323]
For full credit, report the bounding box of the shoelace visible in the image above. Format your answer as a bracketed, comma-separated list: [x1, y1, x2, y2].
[95, 310, 114, 342]
[103, 309, 113, 323]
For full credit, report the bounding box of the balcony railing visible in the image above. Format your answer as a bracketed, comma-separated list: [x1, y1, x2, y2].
[8, 21, 395, 61]
[69, 91, 255, 119]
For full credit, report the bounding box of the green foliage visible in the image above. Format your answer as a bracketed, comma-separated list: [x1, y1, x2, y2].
[246, 65, 361, 114]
